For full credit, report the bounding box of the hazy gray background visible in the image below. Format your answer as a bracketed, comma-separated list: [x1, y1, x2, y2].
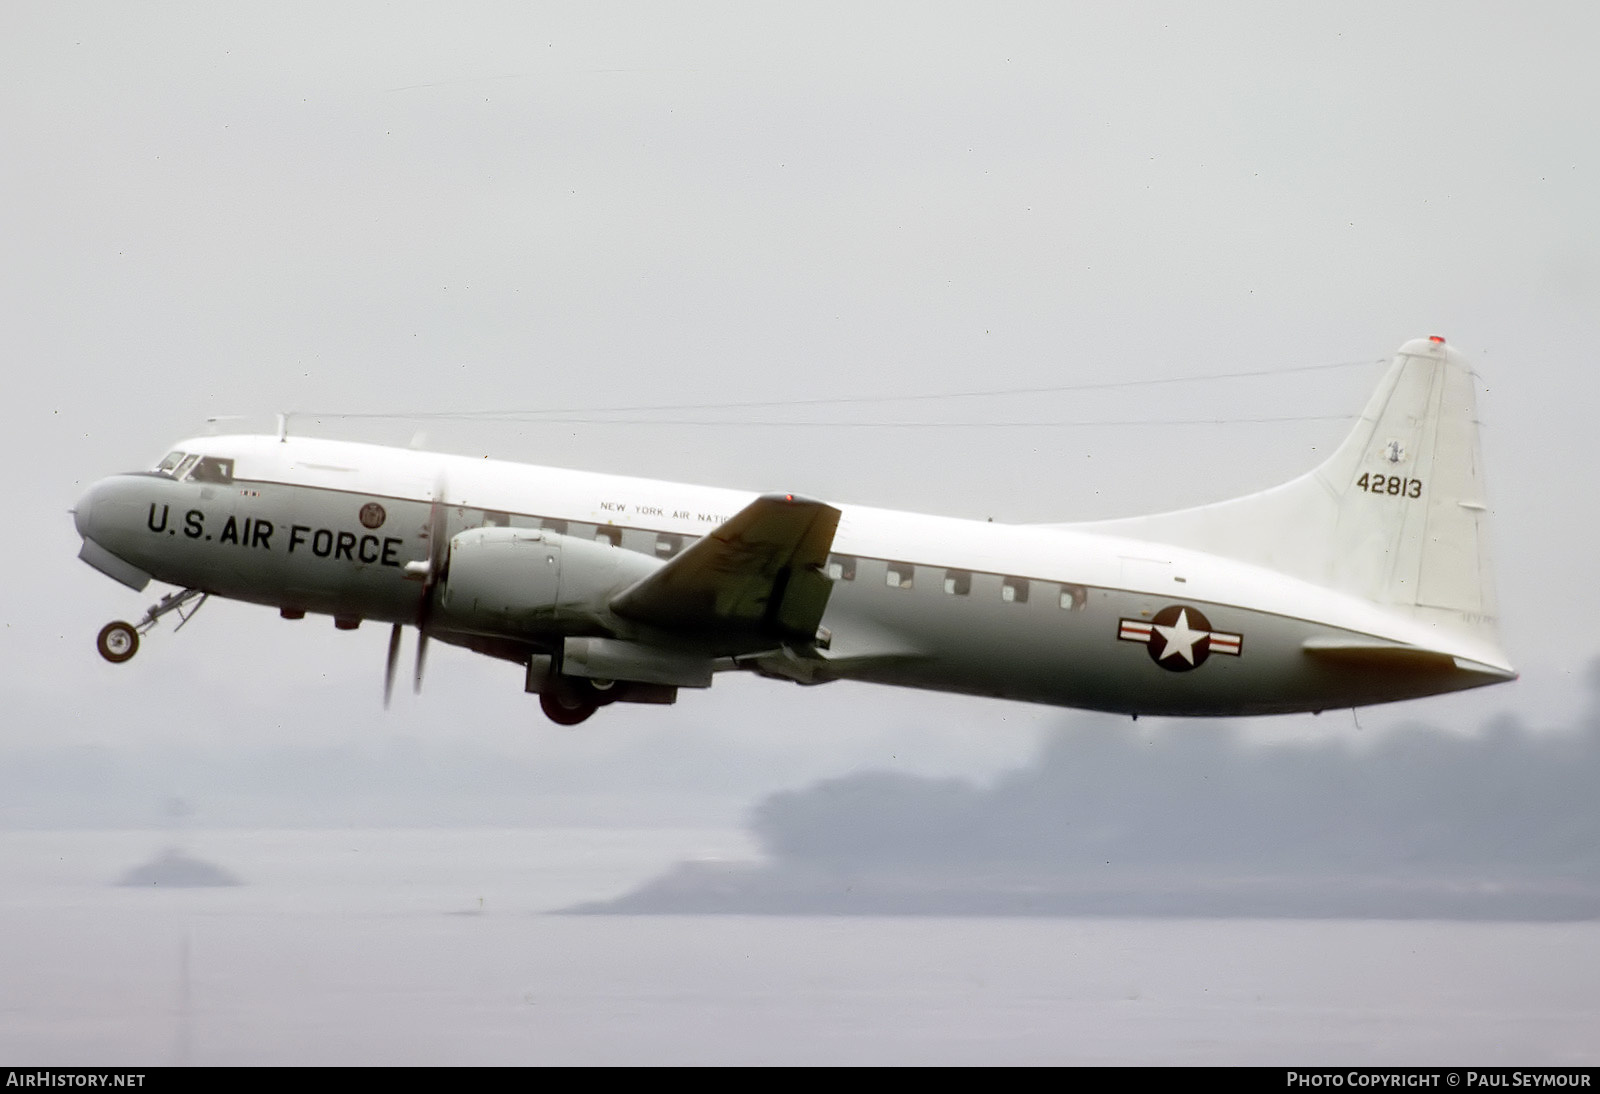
[6, 3, 1599, 828]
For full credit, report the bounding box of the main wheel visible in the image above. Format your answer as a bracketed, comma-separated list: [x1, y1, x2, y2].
[586, 677, 620, 707]
[539, 689, 598, 726]
[97, 621, 139, 663]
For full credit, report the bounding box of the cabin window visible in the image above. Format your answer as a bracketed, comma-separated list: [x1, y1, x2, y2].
[656, 533, 683, 557]
[1059, 584, 1088, 611]
[482, 510, 510, 528]
[825, 555, 857, 581]
[595, 526, 622, 548]
[541, 518, 568, 535]
[1002, 577, 1030, 604]
[943, 569, 972, 596]
[886, 562, 915, 589]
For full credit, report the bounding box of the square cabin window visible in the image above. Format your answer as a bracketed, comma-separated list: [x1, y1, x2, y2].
[656, 533, 683, 558]
[943, 570, 972, 596]
[595, 526, 622, 548]
[1002, 577, 1030, 604]
[541, 518, 568, 535]
[886, 562, 915, 589]
[826, 555, 857, 581]
[482, 510, 510, 528]
[1059, 584, 1088, 611]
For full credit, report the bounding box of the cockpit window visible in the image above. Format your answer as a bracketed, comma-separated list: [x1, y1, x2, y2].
[173, 454, 201, 480]
[189, 456, 234, 484]
[155, 451, 186, 475]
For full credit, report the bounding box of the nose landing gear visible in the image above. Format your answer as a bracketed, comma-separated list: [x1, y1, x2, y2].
[96, 621, 139, 663]
[95, 588, 209, 663]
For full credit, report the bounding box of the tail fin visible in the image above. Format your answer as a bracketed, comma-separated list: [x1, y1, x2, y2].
[1074, 336, 1506, 665]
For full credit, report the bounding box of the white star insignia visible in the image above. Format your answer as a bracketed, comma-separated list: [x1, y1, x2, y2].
[1152, 608, 1208, 665]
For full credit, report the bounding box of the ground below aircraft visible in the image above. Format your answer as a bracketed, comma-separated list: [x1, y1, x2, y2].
[73, 336, 1514, 724]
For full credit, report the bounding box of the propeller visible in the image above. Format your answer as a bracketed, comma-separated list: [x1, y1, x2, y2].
[413, 473, 449, 694]
[414, 627, 430, 694]
[383, 623, 403, 709]
[385, 473, 450, 706]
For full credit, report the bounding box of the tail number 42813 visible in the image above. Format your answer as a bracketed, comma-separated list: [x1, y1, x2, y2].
[1357, 473, 1422, 498]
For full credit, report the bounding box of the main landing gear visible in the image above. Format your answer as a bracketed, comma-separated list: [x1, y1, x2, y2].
[96, 588, 209, 663]
[524, 654, 678, 725]
[536, 675, 617, 726]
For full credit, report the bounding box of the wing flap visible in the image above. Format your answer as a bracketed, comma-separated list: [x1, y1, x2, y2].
[610, 493, 841, 652]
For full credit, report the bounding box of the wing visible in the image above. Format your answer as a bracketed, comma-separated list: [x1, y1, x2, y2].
[609, 493, 841, 653]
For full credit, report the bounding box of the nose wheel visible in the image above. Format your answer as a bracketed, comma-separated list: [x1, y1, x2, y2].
[96, 621, 139, 663]
[95, 587, 209, 663]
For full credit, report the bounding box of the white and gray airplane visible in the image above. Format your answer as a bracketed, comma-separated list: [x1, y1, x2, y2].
[73, 336, 1514, 725]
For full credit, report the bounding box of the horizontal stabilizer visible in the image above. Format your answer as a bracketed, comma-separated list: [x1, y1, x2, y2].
[1302, 637, 1516, 680]
[610, 493, 841, 654]
[1301, 637, 1456, 673]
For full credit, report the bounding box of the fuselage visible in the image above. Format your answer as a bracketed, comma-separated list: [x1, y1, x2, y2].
[74, 433, 1513, 717]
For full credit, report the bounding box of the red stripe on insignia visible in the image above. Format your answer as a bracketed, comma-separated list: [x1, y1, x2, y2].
[1118, 620, 1152, 643]
[1209, 633, 1242, 654]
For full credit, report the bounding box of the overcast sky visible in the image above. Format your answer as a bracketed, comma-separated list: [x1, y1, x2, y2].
[6, 3, 1598, 817]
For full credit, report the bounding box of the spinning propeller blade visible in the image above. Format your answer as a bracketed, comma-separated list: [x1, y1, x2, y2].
[412, 474, 449, 697]
[384, 623, 402, 708]
[414, 632, 429, 695]
[381, 473, 449, 706]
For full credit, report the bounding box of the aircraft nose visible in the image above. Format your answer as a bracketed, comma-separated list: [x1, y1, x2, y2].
[74, 476, 134, 546]
[73, 475, 158, 591]
[74, 481, 100, 540]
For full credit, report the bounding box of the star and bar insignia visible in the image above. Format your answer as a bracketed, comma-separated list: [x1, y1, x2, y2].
[1117, 605, 1242, 672]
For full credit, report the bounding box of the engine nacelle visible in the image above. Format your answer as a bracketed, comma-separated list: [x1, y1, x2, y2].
[436, 526, 660, 637]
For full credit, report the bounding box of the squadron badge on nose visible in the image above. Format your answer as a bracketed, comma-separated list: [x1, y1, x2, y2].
[359, 502, 387, 530]
[1118, 605, 1242, 671]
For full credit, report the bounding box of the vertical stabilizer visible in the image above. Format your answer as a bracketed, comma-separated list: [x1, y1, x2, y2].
[1072, 337, 1504, 663]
